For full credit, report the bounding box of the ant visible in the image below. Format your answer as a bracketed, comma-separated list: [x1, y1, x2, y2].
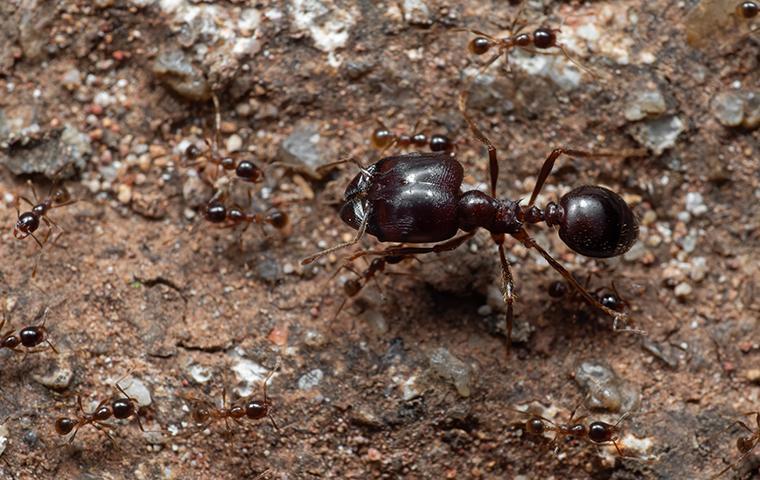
[712, 411, 760, 479]
[0, 306, 57, 356]
[371, 120, 455, 154]
[184, 92, 264, 186]
[687, 1, 758, 48]
[548, 278, 630, 314]
[186, 366, 278, 434]
[12, 167, 77, 275]
[303, 77, 643, 354]
[513, 403, 632, 457]
[738, 1, 759, 18]
[461, 3, 598, 83]
[54, 378, 145, 444]
[203, 196, 289, 234]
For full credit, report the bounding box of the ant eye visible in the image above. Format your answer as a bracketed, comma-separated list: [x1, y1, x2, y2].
[554, 186, 639, 258]
[468, 37, 492, 55]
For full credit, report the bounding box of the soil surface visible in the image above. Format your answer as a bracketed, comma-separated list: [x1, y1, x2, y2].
[0, 1, 758, 479]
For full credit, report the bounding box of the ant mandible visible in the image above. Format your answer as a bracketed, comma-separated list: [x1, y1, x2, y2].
[514, 404, 632, 457]
[54, 378, 145, 444]
[187, 366, 278, 433]
[0, 306, 57, 356]
[712, 411, 760, 478]
[184, 92, 264, 186]
[371, 120, 455, 154]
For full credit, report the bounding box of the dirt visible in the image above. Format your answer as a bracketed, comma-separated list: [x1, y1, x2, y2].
[0, 1, 758, 479]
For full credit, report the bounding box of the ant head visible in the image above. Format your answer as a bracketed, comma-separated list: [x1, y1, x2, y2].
[429, 134, 453, 152]
[468, 37, 493, 55]
[192, 406, 211, 424]
[548, 186, 639, 258]
[266, 209, 289, 230]
[599, 291, 623, 311]
[738, 1, 758, 19]
[185, 144, 201, 159]
[14, 212, 39, 238]
[236, 161, 263, 183]
[54, 417, 76, 435]
[526, 417, 546, 435]
[588, 421, 615, 443]
[111, 397, 136, 419]
[52, 187, 71, 205]
[343, 278, 362, 297]
[533, 27, 558, 49]
[204, 201, 227, 223]
[244, 399, 268, 420]
[737, 435, 756, 453]
[18, 326, 44, 348]
[548, 280, 569, 298]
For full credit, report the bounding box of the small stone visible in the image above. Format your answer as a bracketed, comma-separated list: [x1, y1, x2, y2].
[428, 347, 473, 398]
[477, 305, 492, 316]
[623, 241, 646, 262]
[116, 183, 132, 204]
[674, 282, 693, 299]
[152, 50, 211, 101]
[362, 309, 388, 335]
[0, 422, 7, 457]
[685, 192, 708, 216]
[117, 377, 152, 407]
[232, 358, 269, 397]
[182, 170, 212, 209]
[298, 369, 324, 390]
[689, 257, 707, 282]
[575, 360, 639, 413]
[634, 115, 684, 156]
[62, 68, 82, 90]
[225, 134, 242, 153]
[278, 120, 335, 177]
[366, 447, 382, 462]
[624, 89, 667, 121]
[746, 369, 760, 384]
[712, 91, 745, 127]
[32, 357, 74, 391]
[188, 364, 212, 384]
[402, 0, 433, 26]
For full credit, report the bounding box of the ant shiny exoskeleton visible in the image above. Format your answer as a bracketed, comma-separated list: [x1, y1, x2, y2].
[54, 379, 145, 444]
[203, 197, 289, 234]
[737, 1, 758, 19]
[303, 83, 643, 354]
[712, 411, 760, 479]
[12, 167, 77, 275]
[186, 367, 278, 433]
[184, 93, 265, 186]
[0, 307, 57, 356]
[513, 403, 632, 457]
[371, 120, 455, 154]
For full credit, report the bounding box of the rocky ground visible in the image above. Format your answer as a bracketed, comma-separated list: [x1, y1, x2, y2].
[0, 0, 758, 479]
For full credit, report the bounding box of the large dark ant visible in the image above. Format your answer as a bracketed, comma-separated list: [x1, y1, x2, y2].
[0, 307, 57, 356]
[184, 93, 264, 186]
[371, 120, 455, 154]
[712, 411, 760, 479]
[185, 367, 278, 434]
[303, 85, 643, 353]
[54, 379, 145, 444]
[513, 403, 633, 457]
[12, 168, 77, 275]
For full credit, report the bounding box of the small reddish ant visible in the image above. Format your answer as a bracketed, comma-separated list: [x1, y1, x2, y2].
[203, 197, 289, 234]
[12, 167, 77, 275]
[371, 120, 455, 153]
[0, 307, 57, 356]
[513, 403, 632, 457]
[186, 366, 278, 434]
[548, 278, 630, 314]
[184, 93, 264, 186]
[737, 1, 759, 18]
[712, 411, 760, 479]
[54, 378, 145, 444]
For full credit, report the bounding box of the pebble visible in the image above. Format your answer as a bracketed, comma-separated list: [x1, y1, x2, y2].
[0, 123, 92, 177]
[711, 90, 760, 129]
[32, 357, 74, 391]
[290, 0, 357, 67]
[634, 115, 685, 155]
[624, 89, 667, 121]
[362, 309, 388, 335]
[152, 50, 211, 101]
[674, 282, 693, 299]
[685, 192, 708, 217]
[278, 120, 330, 175]
[298, 368, 324, 390]
[0, 422, 7, 457]
[187, 364, 212, 384]
[428, 347, 473, 398]
[225, 134, 243, 153]
[62, 68, 82, 90]
[746, 369, 760, 384]
[574, 360, 639, 413]
[689, 256, 707, 282]
[117, 183, 132, 204]
[366, 447, 382, 462]
[117, 377, 152, 407]
[232, 358, 269, 397]
[402, 0, 433, 26]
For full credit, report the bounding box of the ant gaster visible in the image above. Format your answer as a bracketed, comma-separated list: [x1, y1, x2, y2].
[303, 89, 642, 353]
[188, 366, 278, 433]
[712, 411, 760, 479]
[54, 378, 145, 444]
[0, 307, 57, 355]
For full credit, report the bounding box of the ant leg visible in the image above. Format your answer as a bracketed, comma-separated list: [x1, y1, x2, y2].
[301, 205, 372, 265]
[19, 195, 35, 208]
[497, 244, 516, 355]
[268, 413, 279, 431]
[314, 156, 370, 177]
[29, 231, 45, 249]
[348, 230, 477, 260]
[711, 448, 756, 479]
[513, 229, 645, 335]
[93, 422, 118, 446]
[458, 55, 503, 197]
[27, 181, 39, 203]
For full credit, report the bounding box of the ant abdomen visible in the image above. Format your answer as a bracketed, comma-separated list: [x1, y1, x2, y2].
[548, 186, 639, 258]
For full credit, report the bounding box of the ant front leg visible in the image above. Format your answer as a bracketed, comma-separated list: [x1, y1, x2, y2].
[513, 229, 645, 335]
[348, 231, 477, 261]
[497, 243, 516, 355]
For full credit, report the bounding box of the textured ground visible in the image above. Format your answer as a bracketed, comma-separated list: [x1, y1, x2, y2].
[0, 0, 758, 479]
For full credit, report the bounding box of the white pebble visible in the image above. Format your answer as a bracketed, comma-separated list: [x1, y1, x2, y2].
[298, 369, 324, 390]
